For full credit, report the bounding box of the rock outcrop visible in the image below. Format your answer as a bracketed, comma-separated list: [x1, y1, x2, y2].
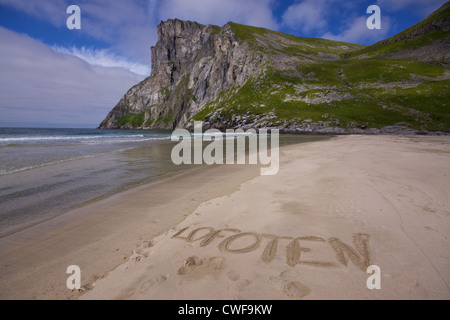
[99, 3, 450, 134]
[99, 19, 265, 130]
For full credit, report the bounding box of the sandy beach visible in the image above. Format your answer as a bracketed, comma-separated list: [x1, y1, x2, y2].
[1, 135, 449, 299]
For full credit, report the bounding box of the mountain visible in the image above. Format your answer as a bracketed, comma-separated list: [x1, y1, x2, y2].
[351, 2, 450, 61]
[99, 3, 450, 134]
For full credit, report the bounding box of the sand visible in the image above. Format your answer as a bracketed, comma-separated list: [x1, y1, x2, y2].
[1, 135, 450, 299]
[0, 162, 260, 299]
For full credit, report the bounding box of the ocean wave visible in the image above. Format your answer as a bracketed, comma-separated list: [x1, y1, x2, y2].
[0, 133, 256, 144]
[0, 148, 134, 176]
[0, 135, 173, 147]
[0, 134, 146, 142]
[81, 136, 172, 144]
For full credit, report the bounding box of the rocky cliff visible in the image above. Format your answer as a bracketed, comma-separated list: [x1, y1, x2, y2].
[99, 3, 450, 134]
[99, 19, 266, 130]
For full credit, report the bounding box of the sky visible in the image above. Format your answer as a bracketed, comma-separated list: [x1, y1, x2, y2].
[0, 0, 447, 128]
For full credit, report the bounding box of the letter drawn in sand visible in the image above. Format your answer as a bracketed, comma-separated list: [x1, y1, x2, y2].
[285, 236, 335, 267]
[219, 232, 262, 253]
[172, 226, 240, 247]
[198, 228, 241, 247]
[171, 227, 190, 240]
[186, 227, 215, 242]
[261, 234, 292, 263]
[171, 226, 373, 271]
[328, 233, 370, 271]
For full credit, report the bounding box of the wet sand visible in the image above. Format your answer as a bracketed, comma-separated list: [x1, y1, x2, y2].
[82, 135, 450, 300]
[0, 161, 261, 299]
[1, 135, 450, 299]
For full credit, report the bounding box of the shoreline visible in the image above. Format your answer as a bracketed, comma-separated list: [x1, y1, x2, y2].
[99, 124, 450, 136]
[0, 132, 322, 239]
[0, 155, 263, 299]
[83, 134, 450, 299]
[0, 162, 198, 240]
[1, 134, 449, 299]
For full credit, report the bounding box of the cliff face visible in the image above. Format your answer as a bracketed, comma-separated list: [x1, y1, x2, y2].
[100, 3, 450, 133]
[99, 19, 265, 130]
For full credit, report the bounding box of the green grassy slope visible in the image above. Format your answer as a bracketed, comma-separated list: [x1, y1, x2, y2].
[193, 59, 449, 131]
[191, 4, 450, 132]
[229, 22, 365, 58]
[351, 2, 450, 58]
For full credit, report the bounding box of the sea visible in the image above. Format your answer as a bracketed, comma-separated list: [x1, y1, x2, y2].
[0, 127, 328, 237]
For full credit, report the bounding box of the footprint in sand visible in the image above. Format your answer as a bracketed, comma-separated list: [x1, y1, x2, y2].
[227, 270, 240, 281]
[227, 270, 253, 292]
[132, 240, 156, 262]
[177, 256, 225, 276]
[236, 279, 251, 292]
[139, 275, 168, 294]
[284, 281, 311, 299]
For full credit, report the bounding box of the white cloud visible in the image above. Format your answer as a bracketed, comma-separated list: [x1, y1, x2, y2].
[0, 0, 68, 27]
[0, 0, 281, 127]
[157, 0, 278, 30]
[0, 0, 158, 66]
[80, 0, 158, 63]
[52, 46, 150, 76]
[0, 27, 144, 127]
[322, 15, 391, 44]
[0, 0, 280, 64]
[281, 0, 329, 33]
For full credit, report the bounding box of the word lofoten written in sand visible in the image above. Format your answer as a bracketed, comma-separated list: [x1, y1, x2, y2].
[172, 226, 371, 271]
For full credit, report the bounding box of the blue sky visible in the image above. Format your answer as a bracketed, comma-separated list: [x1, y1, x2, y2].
[0, 0, 447, 128]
